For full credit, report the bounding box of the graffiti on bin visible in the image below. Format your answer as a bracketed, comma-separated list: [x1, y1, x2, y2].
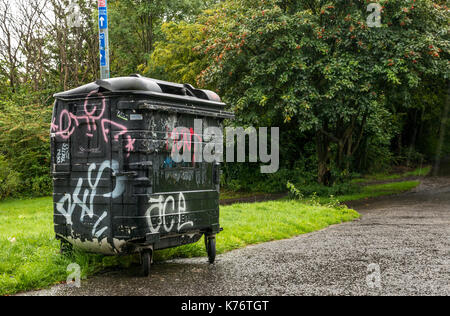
[56, 160, 126, 238]
[146, 192, 194, 234]
[56, 143, 70, 164]
[163, 156, 175, 168]
[166, 127, 203, 164]
[51, 91, 136, 157]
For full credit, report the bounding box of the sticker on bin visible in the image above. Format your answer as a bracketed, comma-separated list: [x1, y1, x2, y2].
[130, 114, 143, 121]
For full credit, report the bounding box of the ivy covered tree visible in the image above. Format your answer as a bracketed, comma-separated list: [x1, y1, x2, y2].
[194, 0, 449, 184]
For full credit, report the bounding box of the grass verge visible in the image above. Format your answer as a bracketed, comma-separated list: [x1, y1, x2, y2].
[220, 190, 267, 200]
[351, 166, 431, 184]
[319, 181, 421, 203]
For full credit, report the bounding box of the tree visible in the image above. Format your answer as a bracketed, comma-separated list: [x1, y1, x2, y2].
[43, 0, 99, 91]
[197, 0, 449, 184]
[0, 0, 24, 93]
[144, 21, 208, 84]
[0, 0, 99, 99]
[108, 0, 213, 76]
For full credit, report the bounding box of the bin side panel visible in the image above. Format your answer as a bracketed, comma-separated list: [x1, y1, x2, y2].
[52, 94, 133, 254]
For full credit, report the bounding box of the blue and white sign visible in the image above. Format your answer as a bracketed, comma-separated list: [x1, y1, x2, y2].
[100, 49, 107, 67]
[99, 33, 106, 66]
[98, 0, 109, 79]
[99, 33, 106, 50]
[99, 8, 108, 30]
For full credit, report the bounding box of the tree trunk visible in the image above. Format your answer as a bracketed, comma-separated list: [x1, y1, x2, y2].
[433, 84, 450, 176]
[316, 131, 331, 185]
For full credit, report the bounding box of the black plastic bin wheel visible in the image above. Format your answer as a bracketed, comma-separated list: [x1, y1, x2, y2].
[205, 235, 216, 264]
[141, 250, 153, 277]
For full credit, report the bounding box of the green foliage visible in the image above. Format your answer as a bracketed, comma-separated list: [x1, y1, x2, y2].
[287, 180, 360, 199]
[0, 155, 20, 200]
[352, 165, 431, 184]
[196, 0, 449, 183]
[403, 80, 450, 160]
[0, 101, 53, 199]
[0, 0, 448, 197]
[287, 181, 304, 200]
[108, 0, 213, 76]
[404, 165, 432, 177]
[334, 180, 420, 202]
[222, 162, 316, 193]
[144, 21, 208, 84]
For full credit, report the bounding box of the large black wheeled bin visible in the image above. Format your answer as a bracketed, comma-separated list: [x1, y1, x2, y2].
[51, 75, 234, 275]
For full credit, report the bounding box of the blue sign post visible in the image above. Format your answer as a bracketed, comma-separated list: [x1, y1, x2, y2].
[98, 0, 110, 79]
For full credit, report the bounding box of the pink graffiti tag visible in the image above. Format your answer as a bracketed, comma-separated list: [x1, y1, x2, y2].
[125, 135, 136, 153]
[52, 91, 136, 157]
[51, 117, 59, 132]
[166, 127, 203, 165]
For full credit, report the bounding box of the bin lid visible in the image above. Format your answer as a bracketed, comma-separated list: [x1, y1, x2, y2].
[54, 75, 225, 106]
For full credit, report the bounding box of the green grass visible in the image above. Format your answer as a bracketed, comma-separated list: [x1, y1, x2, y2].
[0, 197, 138, 296]
[403, 166, 432, 177]
[0, 197, 71, 295]
[0, 179, 420, 295]
[320, 181, 420, 203]
[351, 166, 431, 184]
[220, 190, 267, 200]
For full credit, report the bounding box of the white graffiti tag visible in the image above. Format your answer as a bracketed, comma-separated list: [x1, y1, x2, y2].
[56, 160, 126, 238]
[146, 193, 194, 234]
[56, 143, 70, 164]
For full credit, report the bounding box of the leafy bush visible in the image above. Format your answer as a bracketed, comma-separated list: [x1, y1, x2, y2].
[287, 180, 359, 200]
[0, 101, 52, 199]
[287, 181, 304, 200]
[222, 164, 317, 194]
[29, 176, 53, 198]
[0, 155, 20, 199]
[287, 181, 354, 211]
[397, 147, 426, 167]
